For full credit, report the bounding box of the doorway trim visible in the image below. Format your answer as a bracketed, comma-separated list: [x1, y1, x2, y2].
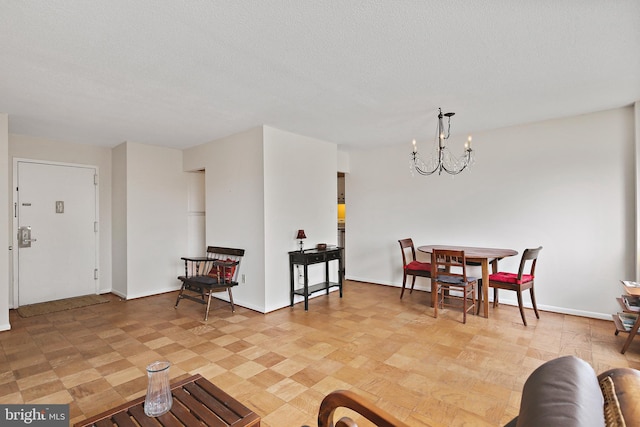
[11, 158, 100, 308]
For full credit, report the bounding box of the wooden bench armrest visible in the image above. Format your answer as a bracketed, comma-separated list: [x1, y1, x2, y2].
[318, 390, 410, 427]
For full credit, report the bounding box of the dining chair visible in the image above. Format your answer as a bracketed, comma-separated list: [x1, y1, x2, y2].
[488, 246, 542, 326]
[398, 238, 431, 299]
[432, 249, 478, 324]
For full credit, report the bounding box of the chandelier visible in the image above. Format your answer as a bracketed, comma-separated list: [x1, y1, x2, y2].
[410, 108, 473, 176]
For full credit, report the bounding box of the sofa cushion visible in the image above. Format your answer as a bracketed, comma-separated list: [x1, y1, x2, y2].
[515, 356, 605, 427]
[405, 260, 431, 272]
[489, 272, 533, 284]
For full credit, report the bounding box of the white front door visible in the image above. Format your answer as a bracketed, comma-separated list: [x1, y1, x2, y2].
[15, 160, 98, 306]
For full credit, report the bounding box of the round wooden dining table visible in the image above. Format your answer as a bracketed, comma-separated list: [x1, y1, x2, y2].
[417, 245, 518, 318]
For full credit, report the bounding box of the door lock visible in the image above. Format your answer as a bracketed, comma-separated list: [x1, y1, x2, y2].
[18, 226, 37, 248]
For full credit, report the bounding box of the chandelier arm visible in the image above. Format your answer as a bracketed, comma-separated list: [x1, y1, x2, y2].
[411, 152, 440, 175]
[441, 163, 468, 175]
[440, 150, 473, 175]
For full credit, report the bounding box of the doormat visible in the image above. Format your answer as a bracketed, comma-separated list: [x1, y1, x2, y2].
[17, 294, 110, 318]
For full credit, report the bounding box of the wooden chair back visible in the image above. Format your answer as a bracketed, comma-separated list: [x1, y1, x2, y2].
[398, 238, 417, 268]
[432, 249, 470, 283]
[517, 246, 542, 280]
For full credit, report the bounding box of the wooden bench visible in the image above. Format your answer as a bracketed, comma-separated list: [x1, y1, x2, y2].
[175, 246, 245, 321]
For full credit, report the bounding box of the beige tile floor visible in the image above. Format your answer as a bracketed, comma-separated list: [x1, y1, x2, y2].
[1, 280, 638, 426]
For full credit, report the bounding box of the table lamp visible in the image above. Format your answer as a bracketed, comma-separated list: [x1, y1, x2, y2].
[296, 229, 306, 251]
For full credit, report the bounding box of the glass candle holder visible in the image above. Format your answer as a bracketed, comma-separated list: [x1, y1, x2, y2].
[144, 361, 173, 417]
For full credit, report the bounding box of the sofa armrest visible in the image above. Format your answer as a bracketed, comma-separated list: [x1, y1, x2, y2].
[598, 367, 640, 426]
[512, 356, 605, 427]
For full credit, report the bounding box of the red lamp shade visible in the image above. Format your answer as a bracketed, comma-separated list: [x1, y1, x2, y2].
[296, 229, 307, 239]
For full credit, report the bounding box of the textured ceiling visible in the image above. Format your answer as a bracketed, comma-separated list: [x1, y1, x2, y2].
[1, 1, 639, 150]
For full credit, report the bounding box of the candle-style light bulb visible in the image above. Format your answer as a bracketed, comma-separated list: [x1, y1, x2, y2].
[466, 135, 472, 151]
[412, 139, 417, 153]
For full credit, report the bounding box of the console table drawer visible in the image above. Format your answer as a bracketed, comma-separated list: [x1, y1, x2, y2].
[305, 253, 325, 263]
[324, 250, 342, 261]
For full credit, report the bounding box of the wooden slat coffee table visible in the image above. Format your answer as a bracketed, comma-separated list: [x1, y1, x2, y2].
[74, 374, 260, 427]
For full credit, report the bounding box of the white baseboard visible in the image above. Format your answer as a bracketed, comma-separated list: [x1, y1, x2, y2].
[344, 275, 612, 320]
[122, 286, 181, 300]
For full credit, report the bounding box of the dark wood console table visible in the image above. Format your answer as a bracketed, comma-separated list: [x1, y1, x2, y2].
[74, 374, 260, 427]
[289, 247, 343, 310]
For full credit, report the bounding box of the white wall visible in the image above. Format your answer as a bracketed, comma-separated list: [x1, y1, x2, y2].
[183, 126, 338, 313]
[346, 106, 636, 319]
[263, 126, 338, 311]
[8, 134, 113, 296]
[635, 102, 640, 279]
[186, 171, 206, 257]
[5, 136, 187, 306]
[111, 143, 127, 297]
[122, 142, 188, 299]
[184, 127, 267, 312]
[338, 150, 350, 173]
[0, 114, 9, 331]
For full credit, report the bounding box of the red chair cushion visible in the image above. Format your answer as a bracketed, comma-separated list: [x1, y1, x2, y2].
[405, 261, 431, 272]
[489, 272, 533, 285]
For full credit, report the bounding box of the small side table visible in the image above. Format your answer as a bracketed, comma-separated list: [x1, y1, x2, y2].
[289, 247, 343, 310]
[613, 280, 640, 354]
[74, 374, 260, 427]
